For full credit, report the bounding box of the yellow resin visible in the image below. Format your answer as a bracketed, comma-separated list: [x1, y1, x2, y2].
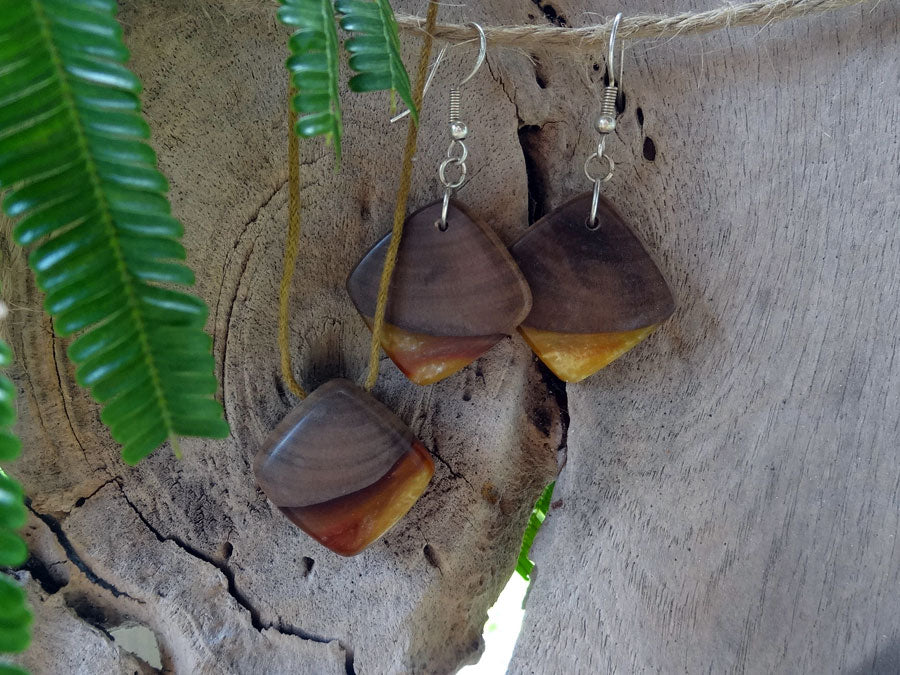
[364, 318, 500, 385]
[519, 324, 659, 383]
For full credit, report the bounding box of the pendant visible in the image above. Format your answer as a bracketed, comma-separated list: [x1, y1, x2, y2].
[510, 192, 675, 383]
[253, 379, 433, 556]
[348, 200, 532, 385]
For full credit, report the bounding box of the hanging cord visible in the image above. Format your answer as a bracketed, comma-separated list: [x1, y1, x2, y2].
[363, 0, 440, 392]
[278, 88, 307, 400]
[394, 0, 871, 52]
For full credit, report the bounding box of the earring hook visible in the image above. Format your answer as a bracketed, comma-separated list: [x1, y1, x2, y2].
[458, 23, 487, 87]
[391, 23, 487, 123]
[605, 12, 623, 88]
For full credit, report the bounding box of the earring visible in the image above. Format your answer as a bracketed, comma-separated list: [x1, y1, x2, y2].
[254, 379, 433, 556]
[510, 14, 675, 383]
[348, 25, 532, 386]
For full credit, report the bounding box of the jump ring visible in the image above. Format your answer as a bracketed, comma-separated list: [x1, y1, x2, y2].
[439, 157, 467, 189]
[446, 139, 468, 164]
[583, 152, 614, 184]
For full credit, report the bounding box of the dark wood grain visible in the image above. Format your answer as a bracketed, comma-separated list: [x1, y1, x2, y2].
[254, 378, 434, 556]
[347, 199, 532, 337]
[254, 378, 423, 507]
[511, 191, 675, 333]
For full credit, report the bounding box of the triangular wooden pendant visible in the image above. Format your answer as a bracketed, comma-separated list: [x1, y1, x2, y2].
[510, 192, 675, 382]
[253, 379, 434, 556]
[348, 200, 532, 384]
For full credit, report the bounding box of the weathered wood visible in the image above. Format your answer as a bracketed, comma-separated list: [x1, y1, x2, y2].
[509, 0, 900, 673]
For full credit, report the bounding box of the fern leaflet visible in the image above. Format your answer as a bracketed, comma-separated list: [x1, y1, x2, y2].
[0, 330, 32, 666]
[278, 0, 344, 160]
[335, 0, 417, 122]
[516, 482, 555, 581]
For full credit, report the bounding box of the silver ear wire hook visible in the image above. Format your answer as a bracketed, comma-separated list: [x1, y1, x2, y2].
[605, 12, 622, 88]
[390, 23, 487, 124]
[457, 22, 487, 87]
[584, 12, 624, 230]
[435, 23, 486, 231]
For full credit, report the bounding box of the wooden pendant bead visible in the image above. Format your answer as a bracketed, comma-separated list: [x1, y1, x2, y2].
[511, 192, 675, 382]
[253, 379, 434, 556]
[348, 200, 532, 385]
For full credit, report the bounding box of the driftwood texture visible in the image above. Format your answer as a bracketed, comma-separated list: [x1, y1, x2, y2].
[3, 0, 899, 673]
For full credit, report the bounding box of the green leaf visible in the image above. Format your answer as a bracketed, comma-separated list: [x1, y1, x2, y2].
[0, 0, 230, 465]
[0, 574, 31, 653]
[516, 482, 554, 581]
[335, 0, 416, 122]
[278, 0, 343, 161]
[0, 336, 30, 658]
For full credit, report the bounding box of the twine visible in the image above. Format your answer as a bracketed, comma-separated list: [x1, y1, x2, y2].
[278, 87, 307, 400]
[363, 0, 440, 392]
[395, 0, 871, 53]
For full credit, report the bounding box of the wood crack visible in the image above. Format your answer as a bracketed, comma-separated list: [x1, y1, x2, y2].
[25, 498, 142, 603]
[213, 176, 289, 403]
[114, 483, 355, 672]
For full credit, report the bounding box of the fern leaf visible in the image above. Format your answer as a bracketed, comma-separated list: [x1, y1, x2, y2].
[278, 0, 343, 160]
[0, 0, 229, 464]
[0, 331, 32, 660]
[516, 482, 554, 581]
[335, 0, 416, 122]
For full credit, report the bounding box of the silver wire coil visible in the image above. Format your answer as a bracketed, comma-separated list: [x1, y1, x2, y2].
[449, 87, 461, 123]
[600, 85, 618, 119]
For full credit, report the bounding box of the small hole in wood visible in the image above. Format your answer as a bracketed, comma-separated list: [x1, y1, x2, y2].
[423, 544, 442, 570]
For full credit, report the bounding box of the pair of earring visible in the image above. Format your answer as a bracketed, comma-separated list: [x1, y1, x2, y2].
[254, 17, 674, 557]
[349, 17, 675, 387]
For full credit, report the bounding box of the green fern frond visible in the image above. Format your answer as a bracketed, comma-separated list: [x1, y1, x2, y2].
[278, 0, 343, 160]
[335, 0, 416, 122]
[0, 0, 229, 465]
[0, 332, 32, 662]
[516, 482, 554, 581]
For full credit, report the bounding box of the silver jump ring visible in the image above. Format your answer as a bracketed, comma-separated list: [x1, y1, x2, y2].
[446, 139, 468, 163]
[583, 152, 614, 184]
[439, 157, 467, 189]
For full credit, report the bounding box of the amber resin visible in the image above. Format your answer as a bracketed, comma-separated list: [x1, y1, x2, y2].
[518, 324, 660, 383]
[254, 379, 434, 556]
[280, 442, 433, 556]
[362, 317, 502, 385]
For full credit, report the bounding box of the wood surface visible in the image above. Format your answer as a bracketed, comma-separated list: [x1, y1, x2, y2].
[3, 0, 898, 673]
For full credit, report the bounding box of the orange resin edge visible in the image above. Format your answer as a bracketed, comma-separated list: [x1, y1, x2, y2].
[279, 442, 434, 556]
[363, 317, 502, 385]
[519, 324, 660, 383]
